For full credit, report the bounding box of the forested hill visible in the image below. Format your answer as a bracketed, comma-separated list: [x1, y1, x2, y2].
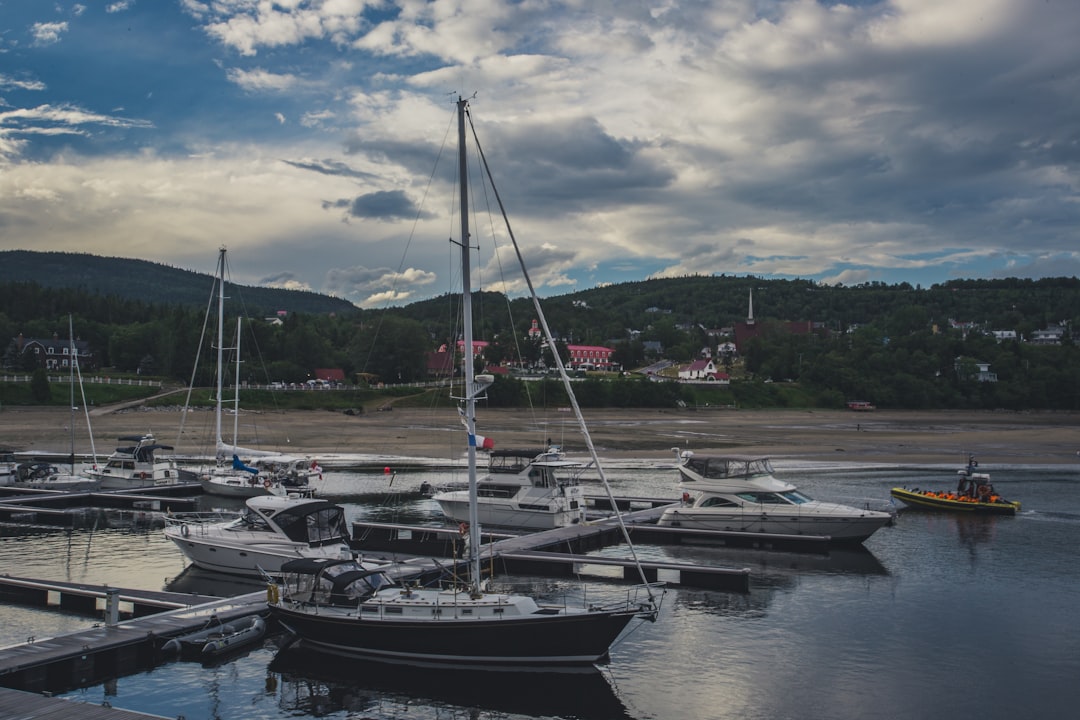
[0, 250, 357, 316]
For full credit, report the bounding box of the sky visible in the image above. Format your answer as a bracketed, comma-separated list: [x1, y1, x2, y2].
[1, 1, 1078, 309]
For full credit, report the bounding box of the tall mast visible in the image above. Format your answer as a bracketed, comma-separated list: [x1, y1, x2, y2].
[68, 314, 75, 471]
[457, 97, 482, 592]
[232, 317, 241, 452]
[214, 247, 226, 456]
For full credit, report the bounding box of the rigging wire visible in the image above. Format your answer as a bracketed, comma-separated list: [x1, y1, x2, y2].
[464, 102, 660, 605]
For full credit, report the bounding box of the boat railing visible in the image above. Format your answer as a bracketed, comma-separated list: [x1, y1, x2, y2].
[164, 510, 241, 530]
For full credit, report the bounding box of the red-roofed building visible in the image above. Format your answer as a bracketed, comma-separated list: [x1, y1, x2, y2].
[313, 368, 346, 383]
[566, 344, 615, 371]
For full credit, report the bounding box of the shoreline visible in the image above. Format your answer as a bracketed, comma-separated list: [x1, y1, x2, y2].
[2, 405, 1079, 467]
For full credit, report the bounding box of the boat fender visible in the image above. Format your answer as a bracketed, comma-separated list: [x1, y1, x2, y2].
[267, 583, 279, 604]
[180, 524, 189, 538]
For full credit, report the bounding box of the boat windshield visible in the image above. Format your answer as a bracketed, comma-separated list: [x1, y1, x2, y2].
[735, 491, 793, 505]
[281, 560, 393, 606]
[260, 502, 349, 545]
[780, 490, 812, 504]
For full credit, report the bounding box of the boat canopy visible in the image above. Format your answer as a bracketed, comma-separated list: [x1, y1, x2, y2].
[247, 500, 348, 546]
[682, 456, 775, 481]
[279, 558, 393, 606]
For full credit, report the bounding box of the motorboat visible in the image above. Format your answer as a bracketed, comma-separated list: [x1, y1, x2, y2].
[161, 613, 267, 659]
[890, 455, 1020, 515]
[658, 449, 893, 543]
[84, 432, 193, 489]
[163, 495, 360, 577]
[13, 461, 100, 492]
[267, 97, 661, 668]
[190, 248, 317, 499]
[432, 446, 587, 530]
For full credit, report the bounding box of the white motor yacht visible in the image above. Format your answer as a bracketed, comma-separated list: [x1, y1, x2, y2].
[433, 446, 587, 530]
[658, 450, 892, 543]
[163, 495, 356, 577]
[85, 433, 193, 489]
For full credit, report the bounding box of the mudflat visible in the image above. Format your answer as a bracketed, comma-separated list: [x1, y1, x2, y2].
[3, 404, 1079, 466]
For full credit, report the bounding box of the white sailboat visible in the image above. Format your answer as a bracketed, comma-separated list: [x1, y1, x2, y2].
[12, 315, 100, 492]
[269, 97, 661, 667]
[192, 248, 316, 498]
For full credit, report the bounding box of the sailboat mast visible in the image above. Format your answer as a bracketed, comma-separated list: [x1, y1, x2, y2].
[214, 247, 226, 456]
[68, 314, 76, 472]
[232, 317, 241, 452]
[457, 97, 482, 589]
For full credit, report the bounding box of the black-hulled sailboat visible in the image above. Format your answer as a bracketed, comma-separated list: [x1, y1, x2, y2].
[268, 97, 660, 666]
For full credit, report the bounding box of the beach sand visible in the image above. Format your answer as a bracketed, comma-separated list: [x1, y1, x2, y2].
[3, 404, 1079, 467]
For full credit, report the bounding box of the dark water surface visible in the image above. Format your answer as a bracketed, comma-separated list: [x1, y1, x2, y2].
[1, 462, 1077, 719]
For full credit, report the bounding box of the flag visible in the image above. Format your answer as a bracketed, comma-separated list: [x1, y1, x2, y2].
[470, 434, 495, 450]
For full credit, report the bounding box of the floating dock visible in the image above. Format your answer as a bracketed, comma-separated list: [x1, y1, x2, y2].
[0, 486, 200, 527]
[0, 687, 170, 719]
[0, 576, 266, 694]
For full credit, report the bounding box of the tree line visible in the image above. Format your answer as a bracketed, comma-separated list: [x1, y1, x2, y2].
[2, 275, 1078, 410]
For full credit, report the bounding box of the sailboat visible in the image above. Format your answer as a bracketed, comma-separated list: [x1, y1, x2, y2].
[193, 248, 316, 498]
[12, 315, 100, 492]
[268, 97, 661, 667]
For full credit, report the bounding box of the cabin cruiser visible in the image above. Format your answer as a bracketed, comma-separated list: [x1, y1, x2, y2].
[163, 495, 357, 577]
[13, 461, 100, 492]
[432, 446, 587, 530]
[84, 433, 193, 489]
[658, 450, 892, 543]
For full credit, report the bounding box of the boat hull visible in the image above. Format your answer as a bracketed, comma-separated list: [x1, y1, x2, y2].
[656, 507, 890, 542]
[890, 487, 1020, 515]
[272, 604, 638, 666]
[199, 475, 273, 498]
[164, 528, 350, 577]
[435, 496, 583, 530]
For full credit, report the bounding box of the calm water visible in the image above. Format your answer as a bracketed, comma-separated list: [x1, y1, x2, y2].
[1, 461, 1078, 720]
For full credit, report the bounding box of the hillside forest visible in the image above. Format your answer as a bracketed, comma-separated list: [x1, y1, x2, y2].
[2, 274, 1079, 412]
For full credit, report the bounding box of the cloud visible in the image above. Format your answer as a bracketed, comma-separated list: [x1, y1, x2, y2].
[30, 22, 68, 46]
[258, 272, 313, 291]
[345, 190, 422, 221]
[324, 264, 438, 307]
[225, 67, 301, 92]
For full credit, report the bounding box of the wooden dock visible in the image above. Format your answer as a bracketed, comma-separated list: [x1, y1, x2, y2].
[0, 687, 170, 719]
[0, 486, 200, 527]
[0, 580, 266, 694]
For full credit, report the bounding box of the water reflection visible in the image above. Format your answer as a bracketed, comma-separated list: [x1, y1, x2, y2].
[268, 644, 634, 720]
[165, 564, 267, 598]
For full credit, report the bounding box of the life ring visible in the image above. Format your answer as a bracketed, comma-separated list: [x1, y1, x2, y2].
[139, 472, 148, 480]
[181, 524, 189, 537]
[263, 479, 272, 489]
[458, 522, 469, 536]
[976, 484, 991, 499]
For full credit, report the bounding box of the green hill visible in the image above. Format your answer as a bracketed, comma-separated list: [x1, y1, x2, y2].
[0, 250, 357, 316]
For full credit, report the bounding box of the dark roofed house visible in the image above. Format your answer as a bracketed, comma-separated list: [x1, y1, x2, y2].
[12, 333, 97, 371]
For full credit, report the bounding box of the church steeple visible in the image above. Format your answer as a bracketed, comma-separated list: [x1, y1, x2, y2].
[747, 288, 755, 326]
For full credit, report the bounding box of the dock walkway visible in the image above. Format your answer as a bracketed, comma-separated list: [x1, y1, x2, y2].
[0, 686, 170, 719]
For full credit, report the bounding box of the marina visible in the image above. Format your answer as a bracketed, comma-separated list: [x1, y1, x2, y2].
[0, 460, 1077, 718]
